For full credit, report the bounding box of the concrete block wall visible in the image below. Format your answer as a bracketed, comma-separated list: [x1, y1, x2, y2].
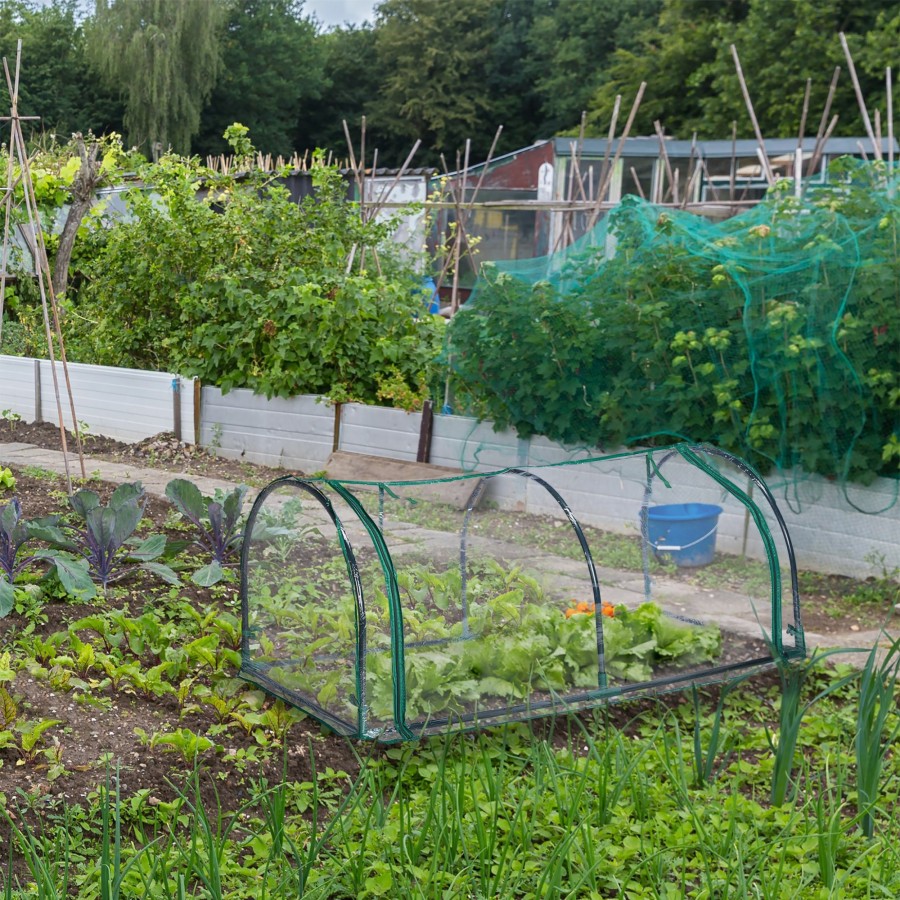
[1, 355, 896, 579]
[199, 388, 333, 473]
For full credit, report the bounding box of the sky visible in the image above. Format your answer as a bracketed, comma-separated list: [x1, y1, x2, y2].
[305, 0, 378, 30]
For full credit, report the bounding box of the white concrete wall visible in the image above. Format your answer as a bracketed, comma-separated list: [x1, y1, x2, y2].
[1, 355, 895, 580]
[339, 403, 421, 462]
[200, 387, 333, 473]
[0, 355, 36, 420]
[0, 355, 195, 444]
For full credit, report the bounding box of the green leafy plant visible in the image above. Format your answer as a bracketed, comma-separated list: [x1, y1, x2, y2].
[39, 482, 178, 592]
[448, 160, 900, 482]
[1, 498, 91, 614]
[855, 634, 900, 837]
[165, 479, 248, 586]
[69, 149, 443, 407]
[0, 467, 15, 491]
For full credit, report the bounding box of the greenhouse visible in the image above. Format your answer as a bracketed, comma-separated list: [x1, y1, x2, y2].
[240, 443, 805, 742]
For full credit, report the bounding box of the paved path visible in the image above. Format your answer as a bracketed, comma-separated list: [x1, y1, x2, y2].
[1, 442, 887, 661]
[0, 442, 246, 502]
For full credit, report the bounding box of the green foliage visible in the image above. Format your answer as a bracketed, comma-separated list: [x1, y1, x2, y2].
[0, 0, 124, 141]
[586, 0, 896, 140]
[373, 0, 499, 157]
[194, 0, 324, 159]
[165, 479, 248, 586]
[252, 560, 721, 723]
[448, 160, 900, 481]
[855, 635, 900, 838]
[87, 0, 226, 156]
[69, 149, 443, 407]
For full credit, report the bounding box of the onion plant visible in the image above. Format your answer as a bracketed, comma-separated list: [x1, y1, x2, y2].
[855, 634, 900, 838]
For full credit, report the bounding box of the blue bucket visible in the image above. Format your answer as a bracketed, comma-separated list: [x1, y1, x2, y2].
[646, 503, 722, 567]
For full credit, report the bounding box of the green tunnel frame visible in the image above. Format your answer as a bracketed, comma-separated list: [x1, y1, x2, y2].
[239, 443, 806, 742]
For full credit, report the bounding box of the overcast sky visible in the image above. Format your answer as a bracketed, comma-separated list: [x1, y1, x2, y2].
[305, 0, 378, 30]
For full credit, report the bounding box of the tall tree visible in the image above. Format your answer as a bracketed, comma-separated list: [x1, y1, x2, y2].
[373, 0, 499, 162]
[699, 0, 897, 138]
[295, 24, 386, 159]
[527, 0, 661, 136]
[195, 0, 324, 159]
[586, 0, 749, 138]
[586, 0, 896, 140]
[0, 0, 123, 140]
[87, 0, 225, 156]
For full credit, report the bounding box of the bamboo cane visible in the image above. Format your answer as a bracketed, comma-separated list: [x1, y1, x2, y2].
[730, 44, 775, 184]
[840, 33, 881, 160]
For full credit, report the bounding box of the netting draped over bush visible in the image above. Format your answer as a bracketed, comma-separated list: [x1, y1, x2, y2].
[446, 159, 900, 493]
[240, 444, 805, 742]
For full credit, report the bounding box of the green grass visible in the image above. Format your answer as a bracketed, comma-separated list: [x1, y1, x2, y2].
[3, 663, 900, 898]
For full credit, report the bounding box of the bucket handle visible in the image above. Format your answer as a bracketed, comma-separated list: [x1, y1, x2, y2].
[652, 524, 718, 552]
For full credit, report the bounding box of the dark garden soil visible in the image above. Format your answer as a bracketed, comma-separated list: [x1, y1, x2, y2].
[0, 466, 360, 820]
[1, 419, 291, 485]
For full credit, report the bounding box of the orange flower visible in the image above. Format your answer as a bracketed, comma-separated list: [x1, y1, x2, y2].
[601, 603, 615, 618]
[564, 600, 597, 618]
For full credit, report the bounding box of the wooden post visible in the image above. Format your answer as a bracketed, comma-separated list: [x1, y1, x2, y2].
[416, 399, 434, 464]
[332, 402, 343, 453]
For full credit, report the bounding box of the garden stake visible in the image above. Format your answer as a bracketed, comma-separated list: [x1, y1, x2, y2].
[730, 44, 775, 184]
[0, 43, 85, 488]
[840, 32, 881, 159]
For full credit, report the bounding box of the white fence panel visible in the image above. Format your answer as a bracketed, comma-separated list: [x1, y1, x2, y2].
[0, 355, 36, 420]
[1, 355, 194, 443]
[200, 388, 333, 471]
[39, 361, 194, 444]
[339, 403, 421, 461]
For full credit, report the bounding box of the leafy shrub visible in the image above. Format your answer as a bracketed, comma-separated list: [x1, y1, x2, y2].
[448, 159, 900, 482]
[68, 149, 444, 408]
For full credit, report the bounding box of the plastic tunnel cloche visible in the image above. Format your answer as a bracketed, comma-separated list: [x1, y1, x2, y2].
[239, 444, 805, 742]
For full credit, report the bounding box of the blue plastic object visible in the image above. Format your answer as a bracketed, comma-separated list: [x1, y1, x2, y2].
[421, 276, 440, 313]
[647, 503, 723, 567]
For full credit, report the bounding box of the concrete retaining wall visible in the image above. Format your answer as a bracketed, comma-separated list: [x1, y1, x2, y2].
[0, 354, 196, 444]
[1, 355, 896, 578]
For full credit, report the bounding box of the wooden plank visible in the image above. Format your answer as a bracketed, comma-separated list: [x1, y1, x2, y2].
[324, 451, 482, 509]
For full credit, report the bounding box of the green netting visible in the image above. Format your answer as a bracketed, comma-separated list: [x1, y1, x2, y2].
[240, 444, 805, 742]
[445, 158, 900, 505]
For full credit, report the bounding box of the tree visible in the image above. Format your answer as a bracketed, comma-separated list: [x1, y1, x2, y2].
[195, 0, 324, 159]
[87, 0, 225, 156]
[585, 0, 749, 138]
[698, 0, 897, 138]
[373, 0, 500, 162]
[526, 0, 661, 136]
[0, 0, 123, 140]
[295, 24, 386, 158]
[585, 0, 897, 140]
